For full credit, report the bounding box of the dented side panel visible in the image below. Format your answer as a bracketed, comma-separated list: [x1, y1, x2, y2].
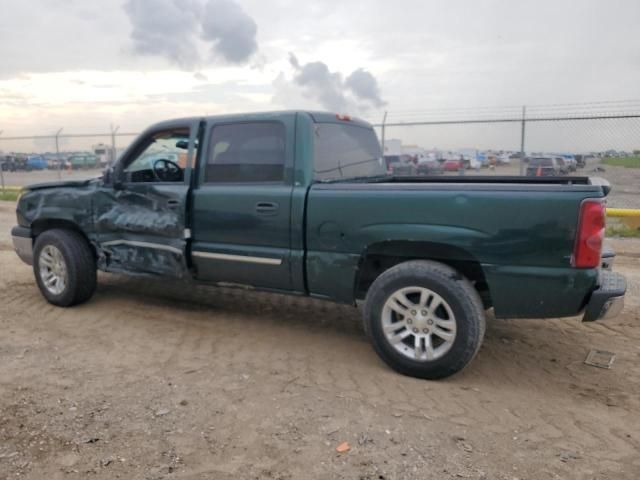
[17, 182, 98, 237]
[17, 118, 200, 280]
[90, 117, 200, 278]
[94, 185, 189, 277]
[16, 180, 191, 279]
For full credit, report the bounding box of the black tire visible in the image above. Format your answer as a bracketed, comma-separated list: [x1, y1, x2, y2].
[364, 260, 486, 380]
[33, 229, 97, 307]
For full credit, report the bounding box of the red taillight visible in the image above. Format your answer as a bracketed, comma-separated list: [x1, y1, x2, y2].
[573, 200, 605, 268]
[336, 114, 352, 122]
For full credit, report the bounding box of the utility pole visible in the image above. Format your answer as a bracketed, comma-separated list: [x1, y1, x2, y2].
[110, 124, 119, 167]
[380, 111, 388, 153]
[55, 128, 63, 179]
[519, 106, 526, 176]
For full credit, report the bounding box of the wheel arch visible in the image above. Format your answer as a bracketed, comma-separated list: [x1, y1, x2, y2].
[354, 240, 492, 308]
[30, 218, 96, 258]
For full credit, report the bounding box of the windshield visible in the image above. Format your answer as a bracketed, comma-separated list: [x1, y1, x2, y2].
[313, 123, 386, 181]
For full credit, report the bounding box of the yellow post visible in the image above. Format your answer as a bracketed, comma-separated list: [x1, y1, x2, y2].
[607, 208, 640, 229]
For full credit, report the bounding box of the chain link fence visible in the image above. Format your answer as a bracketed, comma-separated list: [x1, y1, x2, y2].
[372, 101, 640, 208]
[0, 130, 139, 191]
[1, 101, 639, 208]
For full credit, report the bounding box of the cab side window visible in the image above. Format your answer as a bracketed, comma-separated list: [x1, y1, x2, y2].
[205, 122, 285, 183]
[123, 129, 191, 183]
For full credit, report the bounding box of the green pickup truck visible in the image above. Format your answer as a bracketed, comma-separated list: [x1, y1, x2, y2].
[11, 111, 626, 379]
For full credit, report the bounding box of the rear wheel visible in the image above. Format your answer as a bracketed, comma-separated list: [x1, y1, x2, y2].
[364, 260, 485, 379]
[33, 229, 97, 307]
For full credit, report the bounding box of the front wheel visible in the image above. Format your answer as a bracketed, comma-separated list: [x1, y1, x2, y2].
[33, 229, 97, 307]
[364, 260, 486, 379]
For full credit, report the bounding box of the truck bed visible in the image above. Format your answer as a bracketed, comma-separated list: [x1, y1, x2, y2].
[314, 175, 610, 194]
[305, 175, 606, 317]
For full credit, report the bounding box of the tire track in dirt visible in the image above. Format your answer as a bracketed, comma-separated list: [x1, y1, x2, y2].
[1, 223, 640, 478]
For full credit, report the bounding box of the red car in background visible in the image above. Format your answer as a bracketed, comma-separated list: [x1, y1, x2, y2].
[442, 159, 462, 171]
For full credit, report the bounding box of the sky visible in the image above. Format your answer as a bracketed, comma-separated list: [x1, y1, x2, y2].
[0, 0, 639, 151]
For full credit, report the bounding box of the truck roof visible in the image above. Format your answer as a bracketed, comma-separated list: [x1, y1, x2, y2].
[146, 111, 373, 131]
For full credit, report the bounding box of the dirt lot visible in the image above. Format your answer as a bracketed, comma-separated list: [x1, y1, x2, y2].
[0, 201, 639, 480]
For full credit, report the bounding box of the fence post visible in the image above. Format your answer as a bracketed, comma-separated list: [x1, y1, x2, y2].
[110, 125, 119, 167]
[55, 128, 63, 179]
[0, 130, 5, 194]
[519, 106, 526, 176]
[380, 111, 388, 153]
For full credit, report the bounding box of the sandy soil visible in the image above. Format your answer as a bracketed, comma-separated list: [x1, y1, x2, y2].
[0, 201, 639, 480]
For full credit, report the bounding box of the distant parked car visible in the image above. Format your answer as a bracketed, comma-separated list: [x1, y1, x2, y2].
[526, 157, 564, 176]
[555, 156, 570, 174]
[3, 155, 28, 171]
[486, 154, 499, 167]
[497, 154, 511, 165]
[463, 156, 481, 170]
[575, 154, 597, 168]
[25, 155, 48, 171]
[476, 152, 488, 167]
[416, 158, 441, 175]
[443, 159, 462, 172]
[384, 154, 416, 175]
[47, 157, 70, 170]
[1, 155, 17, 172]
[560, 154, 577, 172]
[68, 154, 99, 170]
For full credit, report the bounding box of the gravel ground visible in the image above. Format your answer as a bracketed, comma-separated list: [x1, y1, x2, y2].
[0, 201, 639, 479]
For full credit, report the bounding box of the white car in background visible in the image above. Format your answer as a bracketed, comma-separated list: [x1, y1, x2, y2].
[465, 155, 481, 170]
[498, 154, 512, 165]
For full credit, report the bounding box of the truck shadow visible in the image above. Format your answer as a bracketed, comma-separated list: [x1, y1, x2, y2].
[93, 272, 634, 404]
[97, 273, 365, 335]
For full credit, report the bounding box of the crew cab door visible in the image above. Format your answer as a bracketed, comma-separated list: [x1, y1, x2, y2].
[95, 119, 200, 277]
[190, 115, 295, 291]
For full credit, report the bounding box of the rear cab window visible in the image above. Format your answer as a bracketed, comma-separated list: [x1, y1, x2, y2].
[313, 122, 386, 181]
[205, 122, 286, 183]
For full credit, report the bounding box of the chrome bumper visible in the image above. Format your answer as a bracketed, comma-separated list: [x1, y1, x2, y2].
[582, 270, 626, 322]
[11, 226, 33, 265]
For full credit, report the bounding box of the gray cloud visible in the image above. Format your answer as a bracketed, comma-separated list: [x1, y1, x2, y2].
[201, 0, 258, 63]
[289, 54, 349, 111]
[287, 53, 385, 112]
[124, 0, 203, 69]
[345, 68, 386, 108]
[124, 0, 257, 68]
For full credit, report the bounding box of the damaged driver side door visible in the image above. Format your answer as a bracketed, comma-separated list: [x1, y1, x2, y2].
[95, 119, 200, 277]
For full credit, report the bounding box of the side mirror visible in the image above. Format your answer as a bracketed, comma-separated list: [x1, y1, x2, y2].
[175, 140, 189, 150]
[103, 166, 113, 185]
[108, 163, 125, 190]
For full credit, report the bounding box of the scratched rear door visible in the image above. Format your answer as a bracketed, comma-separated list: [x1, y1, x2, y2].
[94, 118, 201, 277]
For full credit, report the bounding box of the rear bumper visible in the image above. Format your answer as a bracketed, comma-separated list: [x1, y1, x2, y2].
[601, 245, 615, 270]
[11, 225, 33, 265]
[582, 270, 626, 322]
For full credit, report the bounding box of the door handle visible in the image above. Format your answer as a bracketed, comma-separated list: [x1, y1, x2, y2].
[255, 202, 279, 215]
[166, 199, 180, 209]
